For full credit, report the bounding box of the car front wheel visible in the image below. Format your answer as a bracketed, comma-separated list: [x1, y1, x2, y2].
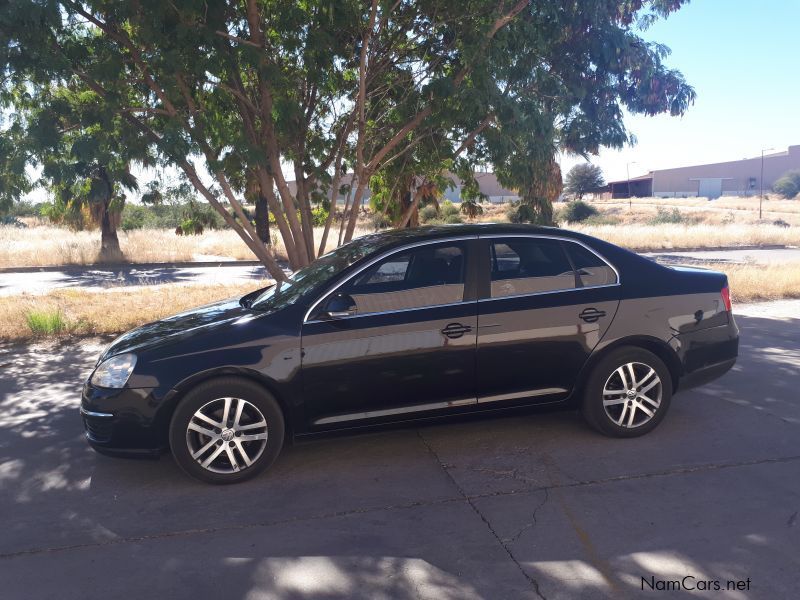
[169, 377, 285, 484]
[582, 347, 673, 437]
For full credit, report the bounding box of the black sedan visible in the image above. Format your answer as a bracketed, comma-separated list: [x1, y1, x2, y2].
[81, 224, 739, 484]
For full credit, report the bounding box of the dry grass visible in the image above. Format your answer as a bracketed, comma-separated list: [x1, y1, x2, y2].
[2, 195, 799, 269]
[571, 223, 800, 250]
[1, 261, 797, 341]
[710, 262, 800, 303]
[0, 225, 375, 268]
[591, 195, 800, 214]
[0, 282, 266, 341]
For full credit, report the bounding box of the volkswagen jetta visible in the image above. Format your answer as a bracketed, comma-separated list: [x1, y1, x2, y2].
[81, 224, 739, 483]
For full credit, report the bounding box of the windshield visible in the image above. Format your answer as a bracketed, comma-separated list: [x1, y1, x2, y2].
[250, 235, 386, 311]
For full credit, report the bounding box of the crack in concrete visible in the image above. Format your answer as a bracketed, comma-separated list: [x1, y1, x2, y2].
[3, 452, 799, 562]
[416, 430, 548, 600]
[503, 487, 549, 544]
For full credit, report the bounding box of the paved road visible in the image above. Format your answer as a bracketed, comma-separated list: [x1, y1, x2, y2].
[643, 247, 800, 265]
[0, 301, 798, 599]
[2, 247, 798, 296]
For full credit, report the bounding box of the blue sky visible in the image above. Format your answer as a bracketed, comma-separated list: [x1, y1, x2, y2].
[560, 0, 800, 182]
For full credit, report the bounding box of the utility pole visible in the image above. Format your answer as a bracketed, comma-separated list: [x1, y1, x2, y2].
[760, 148, 774, 220]
[626, 161, 638, 209]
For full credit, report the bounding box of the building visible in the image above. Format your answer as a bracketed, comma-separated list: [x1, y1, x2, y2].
[288, 171, 519, 205]
[607, 144, 800, 199]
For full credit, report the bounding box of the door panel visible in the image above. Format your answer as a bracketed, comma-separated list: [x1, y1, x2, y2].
[302, 303, 477, 426]
[301, 240, 478, 428]
[477, 287, 619, 403]
[476, 236, 620, 405]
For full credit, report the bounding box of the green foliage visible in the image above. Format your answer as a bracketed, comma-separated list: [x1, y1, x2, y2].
[3, 200, 43, 218]
[773, 170, 800, 199]
[1, 0, 695, 269]
[121, 202, 223, 232]
[559, 200, 599, 223]
[649, 206, 684, 225]
[564, 164, 605, 199]
[26, 310, 67, 336]
[311, 204, 329, 227]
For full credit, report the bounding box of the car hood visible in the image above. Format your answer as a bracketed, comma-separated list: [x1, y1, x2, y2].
[100, 297, 253, 361]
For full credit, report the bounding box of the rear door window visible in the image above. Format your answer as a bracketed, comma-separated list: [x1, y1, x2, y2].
[563, 242, 618, 287]
[489, 238, 576, 297]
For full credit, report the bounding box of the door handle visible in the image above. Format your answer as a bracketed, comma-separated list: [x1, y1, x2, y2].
[441, 322, 473, 339]
[579, 307, 606, 323]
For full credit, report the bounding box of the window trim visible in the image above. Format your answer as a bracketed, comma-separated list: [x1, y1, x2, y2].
[478, 234, 620, 302]
[303, 236, 478, 323]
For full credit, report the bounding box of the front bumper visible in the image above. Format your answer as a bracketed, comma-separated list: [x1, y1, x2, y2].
[80, 382, 168, 458]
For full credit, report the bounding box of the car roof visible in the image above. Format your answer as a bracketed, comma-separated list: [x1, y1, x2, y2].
[355, 223, 579, 250]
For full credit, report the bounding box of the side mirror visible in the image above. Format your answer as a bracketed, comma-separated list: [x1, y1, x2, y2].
[323, 293, 357, 319]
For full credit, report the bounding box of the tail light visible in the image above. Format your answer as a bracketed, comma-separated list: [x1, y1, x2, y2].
[721, 285, 732, 312]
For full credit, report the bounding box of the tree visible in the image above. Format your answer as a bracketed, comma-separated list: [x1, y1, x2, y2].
[2, 1, 695, 274]
[564, 164, 606, 200]
[773, 170, 800, 199]
[1, 83, 151, 260]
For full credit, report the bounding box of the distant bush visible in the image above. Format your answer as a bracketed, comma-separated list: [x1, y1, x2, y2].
[121, 203, 224, 231]
[0, 215, 27, 228]
[773, 170, 800, 199]
[418, 201, 462, 225]
[419, 205, 438, 223]
[4, 200, 44, 218]
[440, 200, 460, 218]
[559, 200, 599, 223]
[649, 206, 684, 225]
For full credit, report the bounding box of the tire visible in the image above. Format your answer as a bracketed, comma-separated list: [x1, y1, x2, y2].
[169, 377, 285, 484]
[581, 347, 673, 438]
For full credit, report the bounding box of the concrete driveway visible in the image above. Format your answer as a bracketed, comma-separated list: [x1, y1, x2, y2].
[0, 302, 798, 599]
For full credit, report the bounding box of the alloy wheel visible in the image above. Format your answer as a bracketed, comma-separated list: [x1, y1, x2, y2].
[602, 362, 662, 429]
[185, 397, 268, 474]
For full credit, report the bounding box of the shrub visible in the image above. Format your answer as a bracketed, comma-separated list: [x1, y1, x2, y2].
[560, 200, 599, 223]
[311, 204, 329, 226]
[443, 213, 463, 224]
[649, 206, 684, 225]
[419, 205, 438, 223]
[773, 170, 800, 199]
[0, 215, 27, 228]
[26, 309, 68, 336]
[440, 200, 460, 218]
[4, 200, 44, 218]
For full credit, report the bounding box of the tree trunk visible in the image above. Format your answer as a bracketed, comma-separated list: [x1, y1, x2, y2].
[254, 193, 270, 245]
[99, 197, 123, 262]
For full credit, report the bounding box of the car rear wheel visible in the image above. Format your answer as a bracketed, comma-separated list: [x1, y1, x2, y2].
[582, 347, 672, 437]
[169, 377, 285, 484]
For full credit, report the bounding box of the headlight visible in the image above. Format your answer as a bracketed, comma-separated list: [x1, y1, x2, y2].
[91, 353, 137, 388]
